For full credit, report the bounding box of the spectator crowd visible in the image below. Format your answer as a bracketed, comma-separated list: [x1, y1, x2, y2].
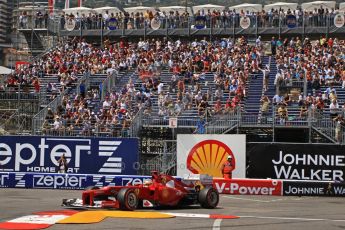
[266, 35, 345, 141]
[57, 7, 340, 31]
[17, 5, 341, 30]
[1, 30, 344, 139]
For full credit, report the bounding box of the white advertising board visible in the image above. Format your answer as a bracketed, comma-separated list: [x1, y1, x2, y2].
[177, 134, 246, 178]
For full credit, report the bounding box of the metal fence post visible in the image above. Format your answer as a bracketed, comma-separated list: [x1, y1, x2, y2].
[188, 16, 190, 37]
[166, 17, 168, 38]
[278, 14, 281, 39]
[308, 107, 312, 143]
[302, 14, 306, 41]
[255, 15, 258, 38]
[340, 125, 345, 145]
[80, 17, 82, 38]
[101, 17, 104, 49]
[122, 18, 125, 37]
[210, 15, 212, 41]
[326, 14, 329, 39]
[144, 18, 146, 41]
[232, 15, 235, 39]
[272, 105, 276, 142]
[236, 106, 240, 134]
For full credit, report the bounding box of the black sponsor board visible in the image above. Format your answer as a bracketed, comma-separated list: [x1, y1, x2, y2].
[283, 181, 345, 197]
[247, 143, 345, 181]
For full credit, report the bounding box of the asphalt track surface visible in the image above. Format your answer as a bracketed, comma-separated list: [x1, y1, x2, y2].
[1, 189, 345, 230]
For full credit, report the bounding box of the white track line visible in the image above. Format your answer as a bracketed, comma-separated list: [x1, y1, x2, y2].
[239, 216, 345, 222]
[221, 196, 274, 203]
[163, 213, 211, 218]
[212, 219, 223, 230]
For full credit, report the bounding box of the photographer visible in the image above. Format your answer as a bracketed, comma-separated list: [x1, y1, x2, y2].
[57, 154, 68, 173]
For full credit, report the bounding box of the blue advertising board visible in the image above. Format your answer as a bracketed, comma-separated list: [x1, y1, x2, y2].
[195, 16, 206, 29]
[0, 173, 14, 188]
[0, 172, 152, 190]
[0, 136, 139, 175]
[286, 15, 297, 29]
[108, 18, 118, 30]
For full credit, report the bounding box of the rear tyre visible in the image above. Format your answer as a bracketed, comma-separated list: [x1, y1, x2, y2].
[117, 188, 138, 211]
[198, 187, 219, 209]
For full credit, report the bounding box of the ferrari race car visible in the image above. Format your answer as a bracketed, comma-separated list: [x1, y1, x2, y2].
[62, 172, 219, 211]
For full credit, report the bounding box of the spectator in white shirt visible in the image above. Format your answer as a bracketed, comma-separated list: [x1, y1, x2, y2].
[53, 117, 62, 130]
[157, 82, 164, 94]
[329, 99, 339, 119]
[103, 97, 111, 109]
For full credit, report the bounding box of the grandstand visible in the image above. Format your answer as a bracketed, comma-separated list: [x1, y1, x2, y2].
[0, 0, 344, 175]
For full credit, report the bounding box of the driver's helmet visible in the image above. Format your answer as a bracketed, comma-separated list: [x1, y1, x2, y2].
[143, 179, 153, 187]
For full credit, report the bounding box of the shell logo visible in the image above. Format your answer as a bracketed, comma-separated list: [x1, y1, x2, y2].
[186, 140, 235, 177]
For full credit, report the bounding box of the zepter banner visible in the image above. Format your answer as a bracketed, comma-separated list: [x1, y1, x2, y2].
[176, 135, 246, 178]
[0, 136, 139, 175]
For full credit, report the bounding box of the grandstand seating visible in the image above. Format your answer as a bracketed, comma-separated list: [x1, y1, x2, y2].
[2, 35, 343, 144]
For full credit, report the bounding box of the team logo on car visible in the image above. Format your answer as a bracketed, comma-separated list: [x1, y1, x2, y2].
[186, 140, 235, 177]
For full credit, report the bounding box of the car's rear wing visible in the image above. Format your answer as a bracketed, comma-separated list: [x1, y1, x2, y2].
[181, 174, 213, 187]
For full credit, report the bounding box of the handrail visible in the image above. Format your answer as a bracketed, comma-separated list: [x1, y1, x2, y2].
[0, 109, 19, 129]
[129, 108, 143, 138]
[140, 140, 177, 175]
[0, 109, 32, 134]
[312, 108, 345, 144]
[100, 71, 118, 101]
[54, 14, 338, 31]
[31, 91, 64, 135]
[141, 104, 329, 128]
[31, 71, 90, 134]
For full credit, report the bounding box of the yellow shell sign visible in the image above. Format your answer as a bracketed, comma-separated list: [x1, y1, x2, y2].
[186, 140, 235, 177]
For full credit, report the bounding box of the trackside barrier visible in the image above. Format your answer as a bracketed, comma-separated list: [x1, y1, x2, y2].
[0, 136, 139, 175]
[1, 173, 344, 197]
[213, 178, 345, 197]
[213, 178, 283, 196]
[283, 180, 345, 197]
[0, 172, 150, 190]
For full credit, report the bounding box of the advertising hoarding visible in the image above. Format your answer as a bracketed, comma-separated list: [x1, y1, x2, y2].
[177, 135, 246, 178]
[283, 181, 345, 197]
[214, 178, 282, 195]
[0, 172, 150, 190]
[247, 143, 345, 181]
[0, 136, 139, 175]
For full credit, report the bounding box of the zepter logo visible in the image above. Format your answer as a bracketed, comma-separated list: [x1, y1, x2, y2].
[186, 140, 235, 177]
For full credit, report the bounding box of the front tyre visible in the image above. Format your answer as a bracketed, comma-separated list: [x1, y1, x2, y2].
[117, 188, 138, 211]
[198, 187, 219, 209]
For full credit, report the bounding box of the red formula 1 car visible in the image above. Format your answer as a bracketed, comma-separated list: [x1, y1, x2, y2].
[62, 172, 219, 211]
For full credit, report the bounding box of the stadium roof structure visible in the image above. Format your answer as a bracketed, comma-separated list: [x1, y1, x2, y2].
[0, 66, 13, 75]
[158, 6, 193, 15]
[264, 2, 298, 12]
[63, 7, 94, 15]
[192, 4, 225, 13]
[123, 6, 156, 14]
[229, 3, 262, 12]
[301, 1, 336, 11]
[93, 6, 122, 15]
